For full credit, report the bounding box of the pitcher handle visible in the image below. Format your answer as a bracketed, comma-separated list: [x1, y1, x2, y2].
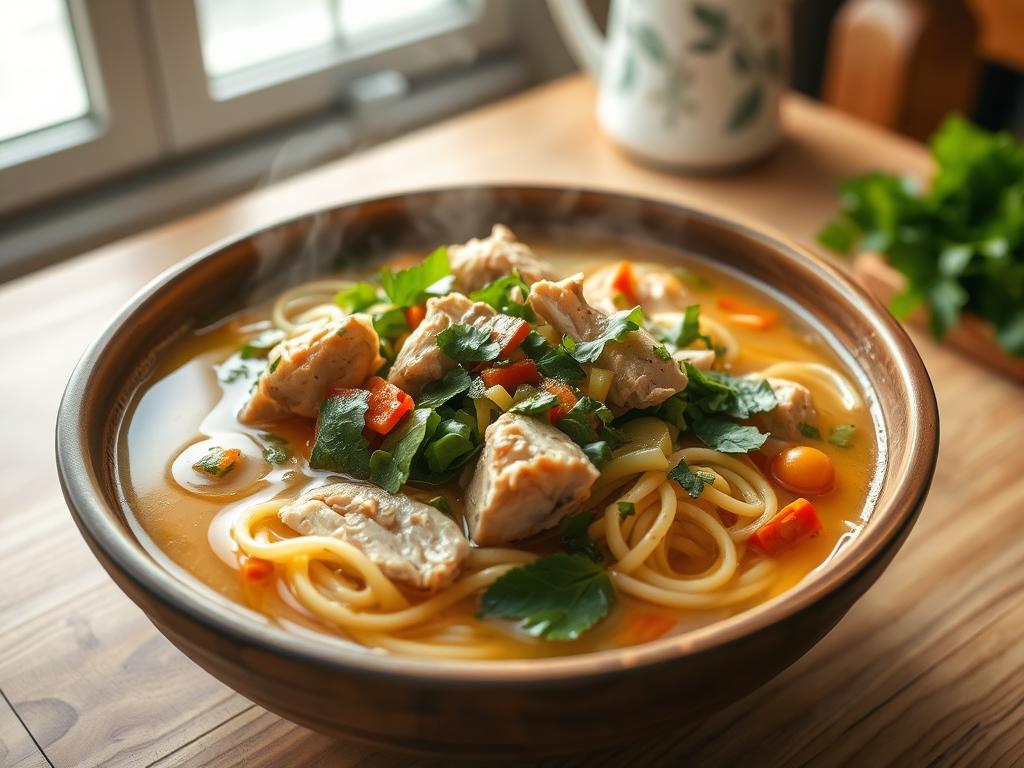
[546, 0, 605, 78]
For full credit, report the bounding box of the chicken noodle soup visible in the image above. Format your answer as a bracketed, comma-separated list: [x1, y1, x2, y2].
[122, 226, 876, 659]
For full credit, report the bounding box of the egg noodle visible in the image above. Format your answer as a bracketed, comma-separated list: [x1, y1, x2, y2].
[221, 280, 867, 659]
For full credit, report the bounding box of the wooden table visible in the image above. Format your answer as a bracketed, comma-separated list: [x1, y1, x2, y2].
[2, 75, 1022, 768]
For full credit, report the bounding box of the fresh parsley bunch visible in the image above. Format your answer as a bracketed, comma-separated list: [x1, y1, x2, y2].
[818, 116, 1024, 355]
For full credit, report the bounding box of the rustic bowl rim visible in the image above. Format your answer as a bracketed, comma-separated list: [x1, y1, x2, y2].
[56, 184, 938, 684]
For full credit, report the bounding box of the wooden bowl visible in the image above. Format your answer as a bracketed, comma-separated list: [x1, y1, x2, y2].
[56, 187, 938, 757]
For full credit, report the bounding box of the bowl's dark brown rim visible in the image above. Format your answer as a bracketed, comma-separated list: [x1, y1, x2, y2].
[56, 184, 938, 684]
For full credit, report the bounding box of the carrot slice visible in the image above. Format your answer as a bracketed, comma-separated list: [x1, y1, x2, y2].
[363, 376, 415, 435]
[610, 261, 637, 306]
[404, 305, 426, 331]
[749, 498, 822, 556]
[542, 378, 578, 423]
[717, 295, 779, 330]
[241, 557, 275, 582]
[480, 359, 541, 390]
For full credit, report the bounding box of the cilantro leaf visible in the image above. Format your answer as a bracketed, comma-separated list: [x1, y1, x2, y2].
[192, 446, 240, 478]
[470, 271, 535, 321]
[798, 422, 822, 440]
[309, 390, 371, 478]
[380, 246, 453, 307]
[563, 306, 645, 364]
[334, 282, 379, 313]
[520, 331, 585, 382]
[508, 391, 558, 416]
[828, 423, 856, 448]
[371, 307, 409, 340]
[257, 433, 291, 464]
[369, 408, 431, 493]
[668, 460, 716, 498]
[617, 501, 636, 521]
[688, 411, 768, 454]
[657, 304, 714, 350]
[436, 324, 501, 362]
[239, 329, 285, 359]
[417, 366, 472, 409]
[562, 512, 602, 562]
[555, 397, 622, 466]
[478, 554, 615, 640]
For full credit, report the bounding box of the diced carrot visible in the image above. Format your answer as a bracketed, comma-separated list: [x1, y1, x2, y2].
[404, 305, 426, 331]
[241, 557, 275, 582]
[619, 612, 676, 645]
[542, 378, 578, 423]
[717, 295, 779, 330]
[749, 498, 822, 556]
[610, 261, 637, 306]
[363, 376, 415, 435]
[480, 359, 541, 390]
[490, 315, 531, 356]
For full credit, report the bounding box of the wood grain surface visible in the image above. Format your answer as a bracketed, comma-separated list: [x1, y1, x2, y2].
[2, 76, 1022, 768]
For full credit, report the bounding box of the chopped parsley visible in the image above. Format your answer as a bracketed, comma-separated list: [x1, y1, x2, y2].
[193, 446, 241, 478]
[369, 408, 432, 493]
[617, 501, 636, 521]
[798, 422, 822, 440]
[657, 304, 715, 350]
[508, 391, 558, 416]
[380, 246, 453, 307]
[653, 345, 672, 361]
[478, 554, 615, 641]
[417, 366, 472, 409]
[470, 271, 535, 321]
[257, 433, 291, 464]
[436, 324, 501, 362]
[309, 390, 372, 478]
[562, 512, 602, 562]
[828, 423, 856, 448]
[334, 282, 379, 313]
[520, 331, 585, 382]
[668, 460, 716, 499]
[555, 397, 622, 467]
[562, 306, 644, 364]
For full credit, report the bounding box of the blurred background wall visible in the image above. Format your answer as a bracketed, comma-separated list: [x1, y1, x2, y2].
[1, 0, 1021, 282]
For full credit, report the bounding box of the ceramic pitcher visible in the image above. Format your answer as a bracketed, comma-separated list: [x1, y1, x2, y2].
[547, 0, 789, 169]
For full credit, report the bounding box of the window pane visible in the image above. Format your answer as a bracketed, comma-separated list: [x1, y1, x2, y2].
[337, 0, 467, 40]
[0, 1, 89, 143]
[195, 0, 336, 78]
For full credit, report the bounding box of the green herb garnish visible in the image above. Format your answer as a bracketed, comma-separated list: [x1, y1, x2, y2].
[562, 306, 644, 364]
[508, 391, 558, 416]
[562, 512, 602, 562]
[428, 496, 453, 515]
[818, 116, 1024, 355]
[369, 408, 431, 493]
[258, 433, 291, 464]
[192, 446, 241, 478]
[478, 554, 615, 641]
[798, 422, 822, 440]
[380, 246, 453, 308]
[417, 366, 472, 409]
[334, 282, 379, 313]
[520, 331, 586, 382]
[828, 423, 856, 448]
[309, 390, 371, 478]
[657, 304, 714, 350]
[617, 501, 636, 521]
[436, 324, 501, 362]
[239, 329, 285, 359]
[470, 271, 535, 321]
[668, 460, 716, 499]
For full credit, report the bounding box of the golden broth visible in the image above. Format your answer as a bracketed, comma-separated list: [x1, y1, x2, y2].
[119, 233, 877, 658]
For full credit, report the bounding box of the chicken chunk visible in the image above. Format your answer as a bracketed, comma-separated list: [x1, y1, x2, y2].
[240, 315, 384, 423]
[583, 262, 689, 315]
[673, 348, 716, 371]
[387, 293, 495, 395]
[755, 378, 818, 440]
[279, 482, 469, 592]
[464, 413, 599, 546]
[448, 224, 554, 292]
[529, 274, 688, 409]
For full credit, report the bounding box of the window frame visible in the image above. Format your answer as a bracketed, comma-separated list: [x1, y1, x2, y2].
[142, 0, 514, 152]
[0, 0, 163, 215]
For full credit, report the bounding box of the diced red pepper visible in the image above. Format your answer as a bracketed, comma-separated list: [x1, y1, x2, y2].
[241, 557, 275, 582]
[717, 295, 780, 330]
[542, 378, 578, 423]
[610, 261, 637, 306]
[363, 376, 415, 435]
[490, 315, 531, 356]
[404, 305, 426, 331]
[480, 359, 541, 390]
[749, 498, 822, 556]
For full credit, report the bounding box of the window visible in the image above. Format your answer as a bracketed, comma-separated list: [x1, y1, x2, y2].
[0, 0, 516, 217]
